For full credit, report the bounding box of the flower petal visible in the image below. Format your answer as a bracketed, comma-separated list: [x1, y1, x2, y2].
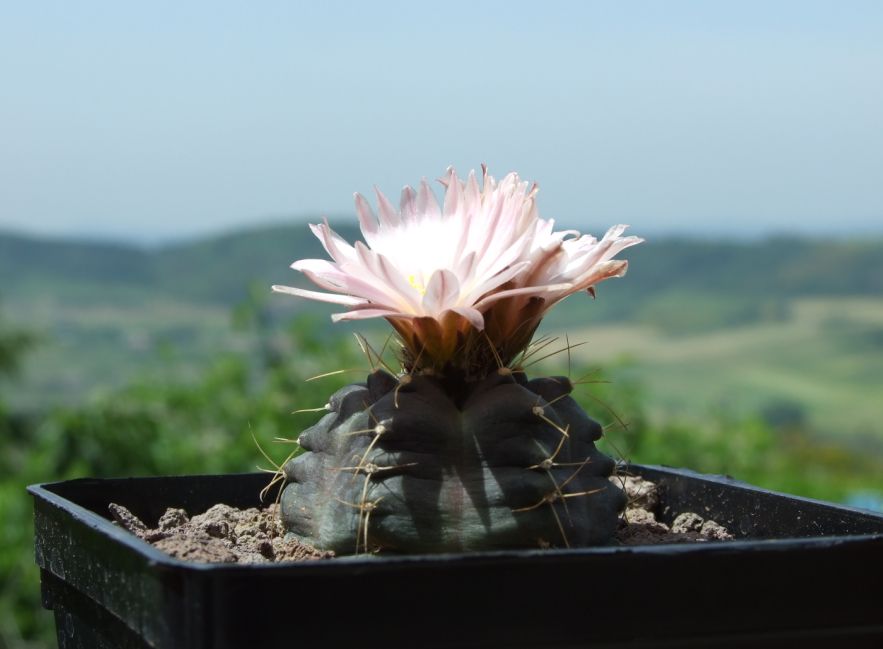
[400, 185, 417, 218]
[416, 179, 441, 220]
[473, 282, 573, 309]
[331, 307, 410, 322]
[449, 305, 485, 330]
[354, 193, 380, 247]
[271, 284, 365, 306]
[373, 186, 401, 228]
[461, 260, 531, 304]
[441, 167, 461, 216]
[310, 220, 358, 265]
[291, 258, 407, 308]
[422, 268, 460, 315]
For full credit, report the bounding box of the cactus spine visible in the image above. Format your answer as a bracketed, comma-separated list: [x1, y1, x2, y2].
[281, 367, 624, 554]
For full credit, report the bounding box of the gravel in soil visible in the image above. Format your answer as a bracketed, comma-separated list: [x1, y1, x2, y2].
[612, 475, 734, 545]
[109, 502, 333, 563]
[108, 475, 733, 563]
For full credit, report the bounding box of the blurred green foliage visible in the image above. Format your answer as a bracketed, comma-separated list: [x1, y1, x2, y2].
[1, 300, 361, 649]
[584, 364, 883, 502]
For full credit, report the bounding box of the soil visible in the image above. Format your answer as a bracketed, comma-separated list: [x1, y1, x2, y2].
[612, 475, 734, 545]
[108, 475, 733, 563]
[108, 502, 333, 563]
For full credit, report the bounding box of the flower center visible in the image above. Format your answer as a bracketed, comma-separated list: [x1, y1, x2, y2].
[407, 274, 426, 296]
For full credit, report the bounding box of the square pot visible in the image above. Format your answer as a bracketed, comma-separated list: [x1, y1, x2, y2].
[29, 465, 883, 649]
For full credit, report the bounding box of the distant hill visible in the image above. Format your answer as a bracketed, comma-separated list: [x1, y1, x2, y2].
[0, 224, 344, 306]
[548, 235, 883, 331]
[0, 232, 154, 300]
[3, 225, 882, 329]
[4, 223, 883, 415]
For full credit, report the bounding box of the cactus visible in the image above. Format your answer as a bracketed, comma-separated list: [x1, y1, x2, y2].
[281, 368, 624, 553]
[273, 165, 641, 554]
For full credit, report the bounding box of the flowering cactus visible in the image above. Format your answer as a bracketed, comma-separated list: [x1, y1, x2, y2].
[274, 166, 641, 553]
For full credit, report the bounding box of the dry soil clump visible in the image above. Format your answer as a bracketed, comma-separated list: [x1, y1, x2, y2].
[109, 475, 733, 562]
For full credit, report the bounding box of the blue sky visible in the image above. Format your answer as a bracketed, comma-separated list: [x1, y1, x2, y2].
[2, 1, 882, 242]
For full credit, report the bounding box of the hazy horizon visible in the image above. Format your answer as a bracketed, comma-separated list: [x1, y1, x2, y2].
[3, 1, 882, 242]
[5, 211, 883, 249]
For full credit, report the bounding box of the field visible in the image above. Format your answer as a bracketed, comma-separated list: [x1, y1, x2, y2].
[557, 297, 883, 448]
[8, 297, 253, 411]
[11, 294, 883, 452]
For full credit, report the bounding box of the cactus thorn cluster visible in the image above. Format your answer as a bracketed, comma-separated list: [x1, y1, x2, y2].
[281, 366, 625, 554]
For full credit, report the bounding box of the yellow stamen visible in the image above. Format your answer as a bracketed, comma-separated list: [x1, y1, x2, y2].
[408, 274, 426, 295]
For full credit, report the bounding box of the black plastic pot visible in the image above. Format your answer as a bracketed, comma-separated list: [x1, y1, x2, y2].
[30, 465, 883, 649]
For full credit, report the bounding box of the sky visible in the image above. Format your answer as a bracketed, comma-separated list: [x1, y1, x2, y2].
[2, 1, 882, 242]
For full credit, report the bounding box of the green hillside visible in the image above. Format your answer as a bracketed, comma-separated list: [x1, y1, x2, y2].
[0, 224, 334, 306]
[544, 235, 883, 331]
[4, 226, 882, 311]
[3, 224, 882, 429]
[151, 224, 335, 303]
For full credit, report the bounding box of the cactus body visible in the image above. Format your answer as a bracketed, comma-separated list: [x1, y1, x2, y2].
[281, 369, 624, 554]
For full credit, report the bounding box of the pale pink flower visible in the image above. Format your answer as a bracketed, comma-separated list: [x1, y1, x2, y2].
[273, 166, 641, 374]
